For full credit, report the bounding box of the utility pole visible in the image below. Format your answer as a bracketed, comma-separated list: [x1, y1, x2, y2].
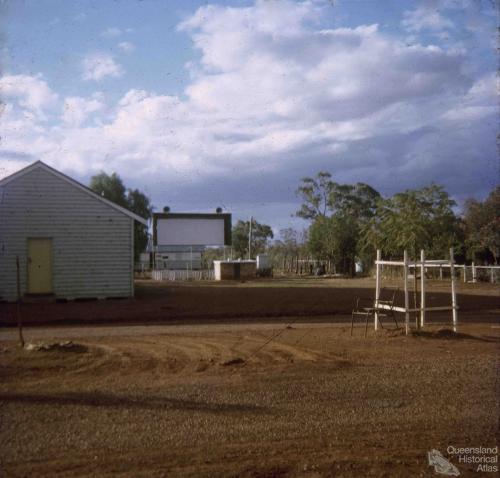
[248, 216, 253, 260]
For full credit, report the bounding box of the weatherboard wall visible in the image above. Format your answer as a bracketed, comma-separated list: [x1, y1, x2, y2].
[0, 167, 134, 301]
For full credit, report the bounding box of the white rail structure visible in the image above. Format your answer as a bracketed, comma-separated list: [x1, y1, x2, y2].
[374, 248, 458, 335]
[152, 269, 215, 281]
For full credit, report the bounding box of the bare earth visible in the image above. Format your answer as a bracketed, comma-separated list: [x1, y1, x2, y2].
[0, 278, 499, 477]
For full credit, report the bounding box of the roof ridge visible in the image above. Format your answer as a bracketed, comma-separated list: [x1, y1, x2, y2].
[0, 160, 148, 225]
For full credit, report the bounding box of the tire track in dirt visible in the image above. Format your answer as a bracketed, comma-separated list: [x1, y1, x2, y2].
[1, 329, 346, 386]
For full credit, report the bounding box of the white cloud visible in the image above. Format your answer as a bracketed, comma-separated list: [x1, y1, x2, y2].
[402, 6, 454, 32]
[118, 41, 135, 53]
[61, 93, 105, 126]
[81, 53, 124, 81]
[440, 73, 497, 122]
[0, 74, 58, 118]
[100, 27, 122, 38]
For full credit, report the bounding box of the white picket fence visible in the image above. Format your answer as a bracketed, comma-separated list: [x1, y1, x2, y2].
[152, 269, 215, 281]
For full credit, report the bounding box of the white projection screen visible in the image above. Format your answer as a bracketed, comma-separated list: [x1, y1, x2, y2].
[156, 217, 227, 246]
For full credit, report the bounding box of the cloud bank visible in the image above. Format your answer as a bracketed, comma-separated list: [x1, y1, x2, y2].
[0, 0, 497, 227]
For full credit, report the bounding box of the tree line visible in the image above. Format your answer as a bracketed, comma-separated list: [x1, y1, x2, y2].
[89, 170, 499, 274]
[233, 172, 499, 275]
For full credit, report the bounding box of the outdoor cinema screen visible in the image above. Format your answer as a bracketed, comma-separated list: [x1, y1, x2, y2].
[155, 215, 231, 246]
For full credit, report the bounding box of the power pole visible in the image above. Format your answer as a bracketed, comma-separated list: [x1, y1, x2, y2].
[248, 216, 253, 260]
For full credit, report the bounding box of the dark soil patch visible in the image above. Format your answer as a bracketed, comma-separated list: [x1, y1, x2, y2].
[221, 357, 246, 366]
[411, 328, 480, 340]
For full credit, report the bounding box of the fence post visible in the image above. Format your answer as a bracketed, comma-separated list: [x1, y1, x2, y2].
[463, 265, 466, 283]
[404, 250, 410, 335]
[374, 250, 381, 331]
[16, 256, 25, 348]
[472, 262, 476, 283]
[420, 249, 426, 329]
[450, 248, 457, 332]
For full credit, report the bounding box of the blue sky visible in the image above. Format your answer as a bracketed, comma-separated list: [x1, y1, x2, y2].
[0, 0, 497, 235]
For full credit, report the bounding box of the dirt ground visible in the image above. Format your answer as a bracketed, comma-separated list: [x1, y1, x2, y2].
[0, 277, 499, 326]
[0, 279, 499, 477]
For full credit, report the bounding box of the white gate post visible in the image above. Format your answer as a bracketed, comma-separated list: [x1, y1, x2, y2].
[420, 249, 426, 329]
[472, 262, 476, 283]
[404, 250, 410, 335]
[450, 248, 457, 332]
[374, 249, 381, 331]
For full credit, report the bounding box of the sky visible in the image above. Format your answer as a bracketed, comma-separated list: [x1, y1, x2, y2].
[0, 0, 498, 236]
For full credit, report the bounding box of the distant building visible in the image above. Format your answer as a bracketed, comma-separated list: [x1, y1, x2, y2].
[214, 260, 256, 280]
[152, 211, 232, 270]
[0, 161, 147, 301]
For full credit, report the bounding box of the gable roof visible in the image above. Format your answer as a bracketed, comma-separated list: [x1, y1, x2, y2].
[0, 160, 148, 225]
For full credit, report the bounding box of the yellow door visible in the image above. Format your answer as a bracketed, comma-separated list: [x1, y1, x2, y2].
[27, 238, 53, 294]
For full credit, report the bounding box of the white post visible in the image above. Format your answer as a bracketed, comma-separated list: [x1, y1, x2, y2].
[404, 250, 410, 335]
[374, 249, 381, 331]
[439, 265, 443, 280]
[472, 262, 476, 283]
[450, 248, 457, 332]
[463, 265, 467, 283]
[420, 249, 426, 329]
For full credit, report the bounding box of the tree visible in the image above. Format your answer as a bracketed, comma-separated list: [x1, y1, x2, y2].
[232, 219, 273, 259]
[267, 228, 309, 272]
[295, 171, 335, 220]
[296, 172, 381, 274]
[296, 172, 380, 222]
[273, 228, 305, 257]
[463, 186, 500, 264]
[90, 173, 128, 208]
[329, 182, 380, 220]
[127, 188, 153, 261]
[361, 184, 460, 259]
[90, 172, 153, 260]
[308, 215, 358, 274]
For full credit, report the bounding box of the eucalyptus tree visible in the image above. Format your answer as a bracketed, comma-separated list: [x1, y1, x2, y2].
[231, 219, 274, 259]
[463, 186, 500, 264]
[361, 184, 460, 260]
[90, 172, 153, 260]
[296, 172, 381, 274]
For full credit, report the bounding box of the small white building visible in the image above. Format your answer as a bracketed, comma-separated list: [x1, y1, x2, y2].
[213, 260, 256, 280]
[0, 161, 147, 301]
